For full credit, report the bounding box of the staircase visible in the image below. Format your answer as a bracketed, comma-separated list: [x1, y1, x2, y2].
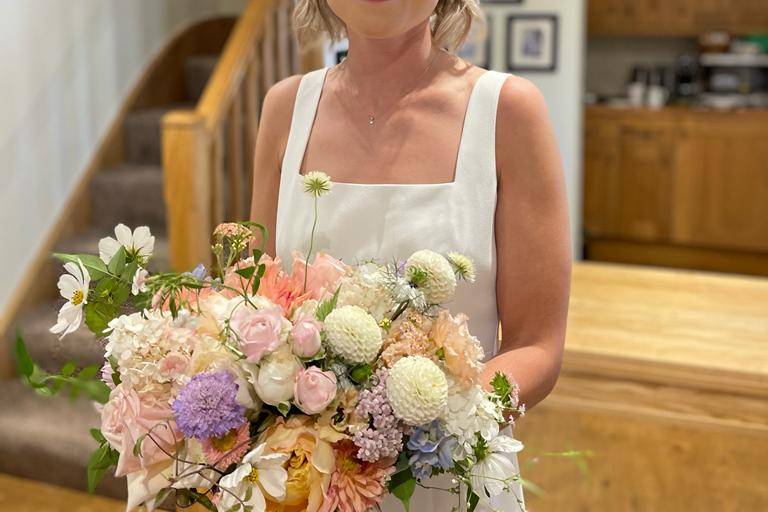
[0, 54, 219, 498]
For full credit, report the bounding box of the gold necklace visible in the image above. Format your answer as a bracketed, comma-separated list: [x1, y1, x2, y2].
[339, 49, 442, 127]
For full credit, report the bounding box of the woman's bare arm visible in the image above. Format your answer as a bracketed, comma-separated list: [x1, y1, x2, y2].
[485, 76, 572, 410]
[249, 75, 303, 255]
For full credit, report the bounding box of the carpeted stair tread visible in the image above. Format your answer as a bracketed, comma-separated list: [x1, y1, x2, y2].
[184, 55, 219, 102]
[0, 380, 126, 498]
[17, 302, 105, 373]
[90, 164, 165, 233]
[124, 104, 192, 165]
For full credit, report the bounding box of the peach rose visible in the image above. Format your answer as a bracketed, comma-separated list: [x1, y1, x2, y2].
[294, 367, 337, 415]
[100, 385, 180, 477]
[260, 416, 334, 512]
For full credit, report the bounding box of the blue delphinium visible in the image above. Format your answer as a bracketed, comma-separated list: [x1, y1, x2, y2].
[172, 371, 245, 439]
[407, 421, 458, 481]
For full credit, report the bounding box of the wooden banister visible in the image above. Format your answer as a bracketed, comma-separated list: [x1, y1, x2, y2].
[162, 0, 320, 271]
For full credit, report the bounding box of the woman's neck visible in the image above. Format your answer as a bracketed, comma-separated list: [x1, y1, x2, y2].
[341, 20, 438, 92]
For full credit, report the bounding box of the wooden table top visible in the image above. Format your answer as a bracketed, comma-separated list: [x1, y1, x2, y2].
[0, 473, 124, 512]
[565, 262, 768, 397]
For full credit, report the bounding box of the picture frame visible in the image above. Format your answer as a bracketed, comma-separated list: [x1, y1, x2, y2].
[506, 14, 558, 72]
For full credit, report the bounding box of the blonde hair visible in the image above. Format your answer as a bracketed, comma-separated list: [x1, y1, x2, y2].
[294, 0, 483, 52]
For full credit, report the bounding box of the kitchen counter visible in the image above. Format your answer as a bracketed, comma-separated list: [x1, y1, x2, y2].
[515, 261, 768, 510]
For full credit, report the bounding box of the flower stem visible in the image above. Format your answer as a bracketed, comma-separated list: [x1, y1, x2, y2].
[303, 195, 319, 293]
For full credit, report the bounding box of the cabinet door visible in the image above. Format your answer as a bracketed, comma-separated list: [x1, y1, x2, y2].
[584, 116, 620, 237]
[614, 121, 676, 241]
[673, 117, 768, 252]
[584, 116, 676, 242]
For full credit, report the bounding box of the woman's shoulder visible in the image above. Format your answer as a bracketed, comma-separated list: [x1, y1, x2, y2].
[257, 74, 307, 152]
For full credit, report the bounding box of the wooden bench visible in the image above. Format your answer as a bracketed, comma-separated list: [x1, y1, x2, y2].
[516, 262, 768, 511]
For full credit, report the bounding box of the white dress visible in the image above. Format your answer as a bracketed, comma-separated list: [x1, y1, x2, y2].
[275, 67, 524, 511]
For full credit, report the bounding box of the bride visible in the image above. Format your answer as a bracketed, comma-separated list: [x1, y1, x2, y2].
[250, 0, 571, 510]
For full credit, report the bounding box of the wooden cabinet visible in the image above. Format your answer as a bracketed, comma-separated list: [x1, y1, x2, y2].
[589, 0, 768, 36]
[675, 116, 768, 252]
[584, 106, 768, 275]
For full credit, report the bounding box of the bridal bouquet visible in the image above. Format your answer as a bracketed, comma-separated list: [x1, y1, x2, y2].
[18, 172, 525, 512]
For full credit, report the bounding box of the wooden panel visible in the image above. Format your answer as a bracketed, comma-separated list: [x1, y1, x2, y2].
[585, 239, 768, 277]
[583, 115, 620, 237]
[516, 398, 768, 511]
[588, 0, 767, 35]
[673, 116, 768, 252]
[226, 93, 245, 221]
[566, 262, 768, 398]
[614, 121, 676, 241]
[162, 111, 213, 271]
[0, 473, 124, 512]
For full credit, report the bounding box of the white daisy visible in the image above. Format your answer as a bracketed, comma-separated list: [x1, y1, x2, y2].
[218, 443, 289, 512]
[98, 224, 155, 264]
[470, 435, 523, 502]
[50, 259, 91, 338]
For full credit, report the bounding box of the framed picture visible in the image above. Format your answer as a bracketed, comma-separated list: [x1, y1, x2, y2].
[458, 14, 492, 69]
[506, 14, 558, 72]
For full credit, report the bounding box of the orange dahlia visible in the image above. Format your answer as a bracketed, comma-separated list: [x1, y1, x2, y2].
[320, 441, 395, 512]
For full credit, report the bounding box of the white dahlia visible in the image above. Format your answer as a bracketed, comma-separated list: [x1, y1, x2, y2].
[405, 250, 457, 304]
[323, 305, 382, 363]
[386, 356, 448, 426]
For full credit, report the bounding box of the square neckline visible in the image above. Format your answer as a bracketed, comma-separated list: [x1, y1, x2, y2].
[294, 66, 491, 189]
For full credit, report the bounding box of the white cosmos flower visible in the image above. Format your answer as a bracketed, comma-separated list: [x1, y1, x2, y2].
[131, 267, 149, 295]
[50, 259, 91, 338]
[99, 224, 155, 264]
[470, 435, 523, 503]
[218, 443, 289, 512]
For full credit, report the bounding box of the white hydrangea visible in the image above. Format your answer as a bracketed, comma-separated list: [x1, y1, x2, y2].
[405, 250, 457, 304]
[323, 305, 382, 363]
[105, 309, 195, 397]
[441, 378, 504, 457]
[386, 356, 448, 426]
[336, 263, 396, 321]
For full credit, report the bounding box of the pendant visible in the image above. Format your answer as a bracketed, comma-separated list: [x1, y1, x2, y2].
[368, 115, 375, 126]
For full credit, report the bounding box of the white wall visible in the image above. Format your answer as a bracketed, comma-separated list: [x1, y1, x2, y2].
[483, 0, 585, 259]
[0, 0, 247, 316]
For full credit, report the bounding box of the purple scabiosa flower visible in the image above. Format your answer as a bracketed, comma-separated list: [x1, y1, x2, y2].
[407, 420, 457, 481]
[353, 369, 403, 462]
[172, 371, 245, 439]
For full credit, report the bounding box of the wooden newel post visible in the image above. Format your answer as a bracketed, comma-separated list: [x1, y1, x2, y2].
[162, 110, 213, 272]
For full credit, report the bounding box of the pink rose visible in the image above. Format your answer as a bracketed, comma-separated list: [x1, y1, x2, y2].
[100, 385, 179, 477]
[294, 367, 338, 415]
[290, 316, 322, 358]
[230, 305, 285, 363]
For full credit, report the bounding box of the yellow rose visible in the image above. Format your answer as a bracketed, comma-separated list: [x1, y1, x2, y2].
[260, 416, 335, 512]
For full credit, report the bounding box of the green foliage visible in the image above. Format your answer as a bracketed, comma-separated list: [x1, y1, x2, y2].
[349, 363, 372, 384]
[87, 431, 120, 493]
[315, 286, 341, 321]
[84, 301, 119, 337]
[388, 465, 416, 512]
[15, 335, 111, 404]
[53, 253, 109, 281]
[407, 267, 428, 287]
[175, 489, 217, 511]
[490, 371, 512, 406]
[107, 247, 126, 276]
[468, 491, 481, 512]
